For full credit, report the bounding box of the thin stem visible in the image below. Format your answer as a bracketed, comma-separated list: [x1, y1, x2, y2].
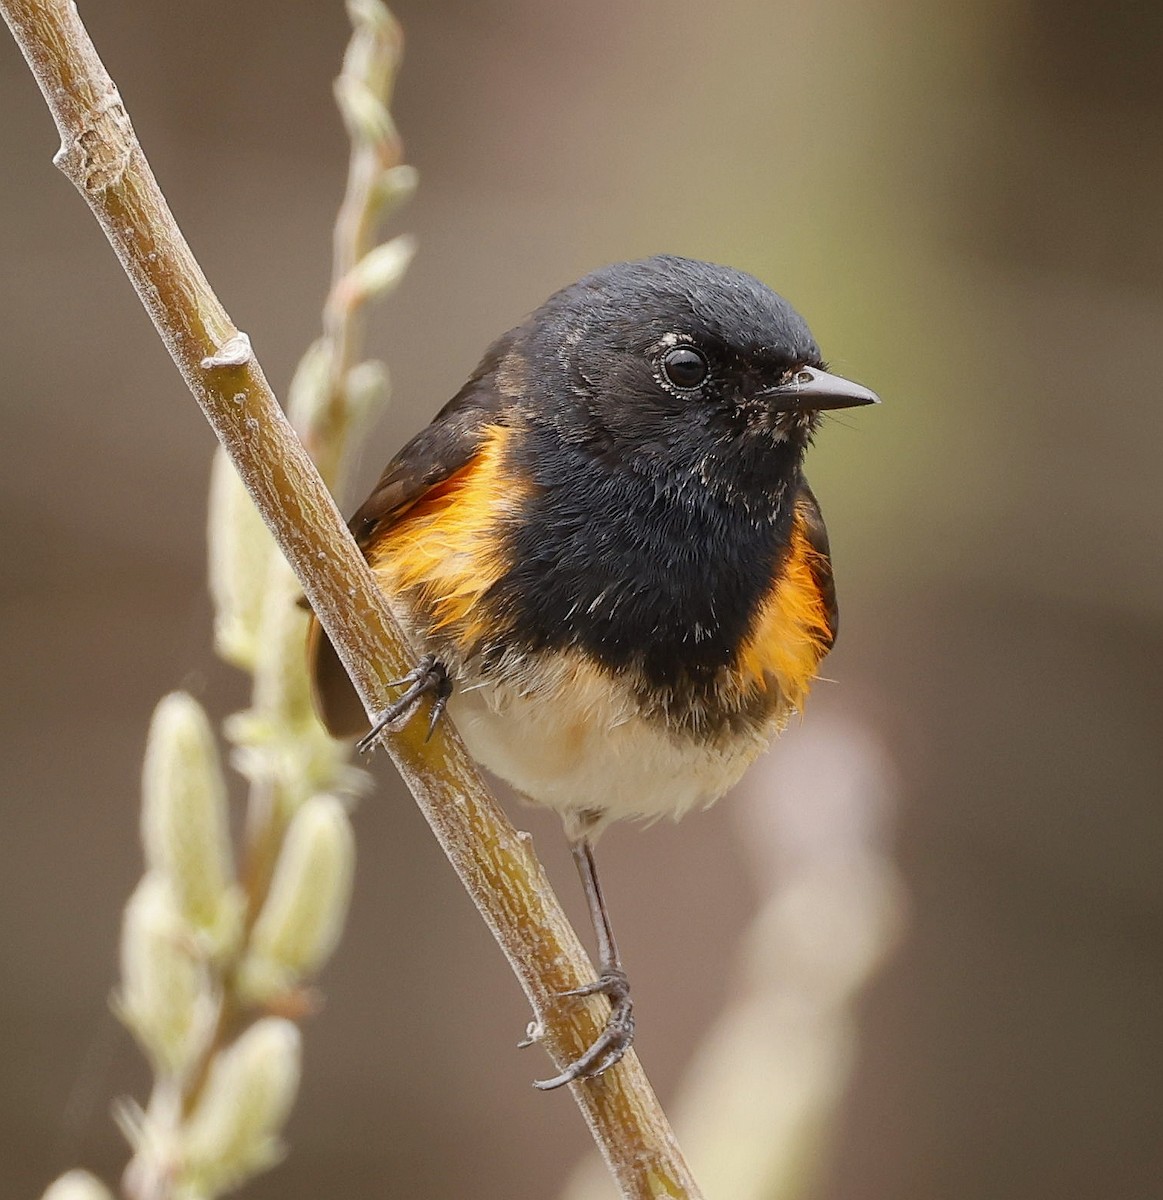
[239, 773, 283, 924]
[312, 10, 406, 486]
[1, 2, 703, 1195]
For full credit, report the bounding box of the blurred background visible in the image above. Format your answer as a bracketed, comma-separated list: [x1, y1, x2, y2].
[2, 0, 1161, 1196]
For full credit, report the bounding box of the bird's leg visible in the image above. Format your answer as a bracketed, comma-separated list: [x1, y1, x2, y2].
[532, 837, 635, 1090]
[356, 653, 452, 753]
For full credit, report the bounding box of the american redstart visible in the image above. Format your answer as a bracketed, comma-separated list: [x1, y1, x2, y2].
[307, 255, 878, 1088]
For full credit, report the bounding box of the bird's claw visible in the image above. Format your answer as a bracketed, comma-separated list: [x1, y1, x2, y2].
[532, 970, 635, 1091]
[357, 654, 452, 753]
[560, 967, 630, 1001]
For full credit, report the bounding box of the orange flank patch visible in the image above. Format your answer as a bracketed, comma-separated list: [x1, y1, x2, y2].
[736, 507, 834, 713]
[365, 426, 519, 650]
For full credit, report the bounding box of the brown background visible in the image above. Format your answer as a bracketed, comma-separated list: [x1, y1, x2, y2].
[2, 0, 1162, 1196]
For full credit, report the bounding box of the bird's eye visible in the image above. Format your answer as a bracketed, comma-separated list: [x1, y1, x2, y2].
[660, 345, 709, 390]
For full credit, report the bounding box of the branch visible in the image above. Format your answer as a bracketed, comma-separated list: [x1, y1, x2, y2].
[1, 1, 703, 1195]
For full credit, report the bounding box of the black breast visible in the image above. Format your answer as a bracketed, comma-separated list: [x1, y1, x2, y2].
[485, 425, 800, 690]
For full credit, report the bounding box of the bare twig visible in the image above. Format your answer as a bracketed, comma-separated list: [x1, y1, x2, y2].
[1, 1, 703, 1195]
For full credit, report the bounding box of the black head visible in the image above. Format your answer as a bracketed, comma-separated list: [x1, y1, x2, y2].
[513, 255, 877, 503]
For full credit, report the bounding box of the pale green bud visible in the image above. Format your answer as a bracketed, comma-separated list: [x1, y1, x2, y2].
[347, 0, 398, 39]
[334, 75, 395, 145]
[345, 358, 390, 418]
[226, 708, 367, 816]
[239, 796, 355, 1002]
[207, 449, 275, 671]
[332, 234, 416, 313]
[371, 163, 418, 216]
[141, 693, 242, 953]
[285, 336, 332, 429]
[41, 1170, 115, 1200]
[180, 1018, 301, 1197]
[249, 561, 315, 733]
[224, 563, 364, 810]
[117, 874, 216, 1076]
[342, 0, 403, 104]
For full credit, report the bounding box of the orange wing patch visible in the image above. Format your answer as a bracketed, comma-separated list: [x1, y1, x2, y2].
[736, 506, 835, 713]
[364, 425, 520, 651]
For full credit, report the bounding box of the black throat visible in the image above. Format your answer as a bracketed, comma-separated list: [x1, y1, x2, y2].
[487, 423, 804, 691]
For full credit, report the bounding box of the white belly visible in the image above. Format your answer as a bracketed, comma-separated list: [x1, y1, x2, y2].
[446, 650, 773, 837]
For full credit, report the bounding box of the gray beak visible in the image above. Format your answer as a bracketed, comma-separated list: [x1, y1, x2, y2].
[760, 365, 880, 413]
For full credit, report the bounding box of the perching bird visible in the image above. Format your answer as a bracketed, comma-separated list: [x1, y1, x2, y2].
[307, 254, 878, 1088]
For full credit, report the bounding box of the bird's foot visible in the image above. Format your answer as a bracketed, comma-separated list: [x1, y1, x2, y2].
[530, 968, 635, 1090]
[356, 654, 451, 753]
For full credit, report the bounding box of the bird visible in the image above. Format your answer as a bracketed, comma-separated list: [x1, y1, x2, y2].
[307, 254, 878, 1089]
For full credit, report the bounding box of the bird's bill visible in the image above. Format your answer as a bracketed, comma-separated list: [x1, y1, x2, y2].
[760, 365, 880, 412]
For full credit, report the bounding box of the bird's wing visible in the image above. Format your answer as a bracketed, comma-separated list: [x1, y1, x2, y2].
[347, 335, 514, 549]
[794, 480, 838, 647]
[308, 336, 514, 737]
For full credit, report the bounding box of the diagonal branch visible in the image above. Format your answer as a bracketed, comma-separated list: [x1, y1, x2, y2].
[0, 0, 703, 1196]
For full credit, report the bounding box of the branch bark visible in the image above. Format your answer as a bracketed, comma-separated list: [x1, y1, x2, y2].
[0, 1, 703, 1196]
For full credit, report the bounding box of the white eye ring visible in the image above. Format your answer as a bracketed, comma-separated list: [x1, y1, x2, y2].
[660, 345, 709, 390]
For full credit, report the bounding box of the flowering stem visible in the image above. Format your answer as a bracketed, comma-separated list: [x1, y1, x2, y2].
[2, 1, 703, 1195]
